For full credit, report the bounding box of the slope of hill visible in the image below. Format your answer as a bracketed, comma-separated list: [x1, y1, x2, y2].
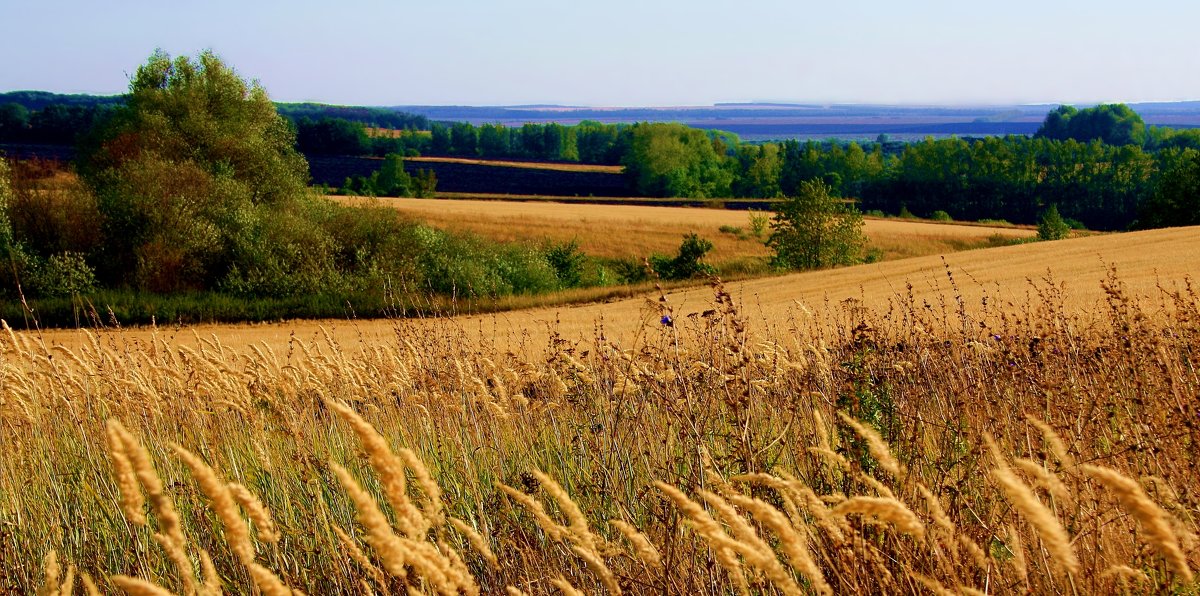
[27, 226, 1198, 353]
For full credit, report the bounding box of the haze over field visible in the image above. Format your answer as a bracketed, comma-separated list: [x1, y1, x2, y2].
[2, 0, 1198, 107]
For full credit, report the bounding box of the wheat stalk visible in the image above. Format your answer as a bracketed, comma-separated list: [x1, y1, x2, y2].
[1083, 464, 1193, 582]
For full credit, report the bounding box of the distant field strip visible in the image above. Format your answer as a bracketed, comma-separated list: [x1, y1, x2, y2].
[407, 156, 624, 173]
[350, 197, 1033, 263]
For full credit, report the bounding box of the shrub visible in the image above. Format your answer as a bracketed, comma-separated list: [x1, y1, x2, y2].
[930, 210, 952, 221]
[748, 210, 769, 238]
[545, 240, 586, 289]
[652, 233, 715, 280]
[769, 179, 865, 271]
[1038, 204, 1071, 241]
[27, 252, 96, 297]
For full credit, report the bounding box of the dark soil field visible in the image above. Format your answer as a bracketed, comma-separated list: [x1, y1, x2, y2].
[307, 155, 631, 196]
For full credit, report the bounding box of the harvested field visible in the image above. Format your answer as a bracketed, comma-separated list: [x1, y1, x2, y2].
[343, 196, 1033, 264]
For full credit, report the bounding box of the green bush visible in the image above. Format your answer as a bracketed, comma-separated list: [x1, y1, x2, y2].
[930, 210, 952, 221]
[28, 252, 96, 297]
[652, 233, 715, 280]
[1037, 204, 1071, 241]
[545, 240, 586, 288]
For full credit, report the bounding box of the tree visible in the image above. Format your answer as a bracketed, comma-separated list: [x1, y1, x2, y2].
[375, 153, 413, 197]
[1035, 104, 1146, 147]
[622, 123, 733, 198]
[1137, 149, 1200, 229]
[78, 49, 331, 294]
[0, 103, 29, 141]
[768, 179, 865, 270]
[1037, 204, 1070, 240]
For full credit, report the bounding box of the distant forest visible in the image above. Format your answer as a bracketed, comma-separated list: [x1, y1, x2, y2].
[3, 91, 1199, 230]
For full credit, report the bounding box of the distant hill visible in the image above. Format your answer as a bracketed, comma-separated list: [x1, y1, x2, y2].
[4, 90, 1200, 142]
[393, 102, 1200, 141]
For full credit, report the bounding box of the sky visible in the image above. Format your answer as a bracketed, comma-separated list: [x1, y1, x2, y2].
[2, 0, 1198, 107]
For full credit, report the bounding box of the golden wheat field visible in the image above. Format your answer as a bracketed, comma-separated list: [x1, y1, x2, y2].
[338, 197, 1033, 266]
[4, 227, 1199, 594]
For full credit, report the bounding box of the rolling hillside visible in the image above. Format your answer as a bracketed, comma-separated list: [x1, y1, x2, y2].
[27, 226, 1197, 353]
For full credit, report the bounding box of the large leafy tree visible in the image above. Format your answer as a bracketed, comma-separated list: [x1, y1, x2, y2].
[1035, 104, 1146, 147]
[79, 50, 335, 294]
[622, 123, 733, 198]
[768, 179, 865, 270]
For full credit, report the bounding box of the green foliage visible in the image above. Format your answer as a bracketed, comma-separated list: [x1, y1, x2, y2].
[718, 224, 747, 240]
[930, 210, 952, 221]
[1036, 103, 1147, 147]
[294, 117, 371, 155]
[768, 179, 865, 271]
[748, 210, 769, 239]
[622, 123, 733, 198]
[545, 239, 586, 289]
[1136, 148, 1200, 229]
[650, 233, 715, 280]
[78, 50, 317, 293]
[26, 251, 96, 297]
[1037, 204, 1071, 240]
[375, 153, 413, 196]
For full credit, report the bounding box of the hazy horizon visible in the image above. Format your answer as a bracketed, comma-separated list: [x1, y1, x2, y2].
[3, 0, 1198, 108]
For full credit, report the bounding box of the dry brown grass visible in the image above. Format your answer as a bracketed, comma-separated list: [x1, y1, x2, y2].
[6, 227, 1200, 594]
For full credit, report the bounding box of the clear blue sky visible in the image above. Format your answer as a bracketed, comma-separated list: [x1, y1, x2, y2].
[2, 0, 1197, 107]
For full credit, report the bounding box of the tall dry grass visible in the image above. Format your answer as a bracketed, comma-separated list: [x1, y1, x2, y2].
[2, 270, 1198, 594]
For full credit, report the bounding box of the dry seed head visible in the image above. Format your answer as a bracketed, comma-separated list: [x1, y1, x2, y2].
[1100, 564, 1151, 586]
[199, 549, 221, 596]
[812, 408, 832, 452]
[333, 524, 387, 585]
[916, 484, 954, 539]
[837, 412, 903, 477]
[549, 577, 585, 596]
[1083, 464, 1193, 582]
[108, 576, 176, 596]
[653, 481, 748, 595]
[1014, 458, 1072, 504]
[832, 496, 926, 539]
[81, 574, 101, 596]
[330, 462, 409, 578]
[610, 519, 662, 569]
[1024, 415, 1073, 468]
[986, 437, 1079, 575]
[807, 447, 850, 471]
[172, 446, 254, 561]
[571, 545, 621, 595]
[399, 447, 444, 528]
[38, 550, 60, 596]
[699, 490, 802, 596]
[449, 517, 499, 569]
[229, 482, 280, 543]
[908, 572, 956, 596]
[497, 482, 569, 543]
[327, 400, 424, 537]
[532, 469, 601, 552]
[1005, 524, 1028, 588]
[724, 493, 832, 596]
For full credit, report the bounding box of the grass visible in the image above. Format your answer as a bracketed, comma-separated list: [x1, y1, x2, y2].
[4, 227, 1199, 593]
